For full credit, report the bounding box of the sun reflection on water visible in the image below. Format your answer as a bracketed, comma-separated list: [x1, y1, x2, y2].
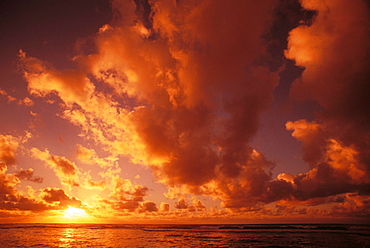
[59, 228, 76, 246]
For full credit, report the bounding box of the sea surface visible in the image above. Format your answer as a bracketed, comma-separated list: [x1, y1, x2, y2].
[0, 223, 369, 247]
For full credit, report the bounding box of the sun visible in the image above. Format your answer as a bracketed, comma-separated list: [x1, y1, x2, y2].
[63, 206, 88, 220]
[52, 206, 97, 223]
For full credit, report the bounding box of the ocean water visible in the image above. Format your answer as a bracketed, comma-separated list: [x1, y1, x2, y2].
[1, 223, 369, 247]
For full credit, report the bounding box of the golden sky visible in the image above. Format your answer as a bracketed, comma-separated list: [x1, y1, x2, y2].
[0, 0, 369, 224]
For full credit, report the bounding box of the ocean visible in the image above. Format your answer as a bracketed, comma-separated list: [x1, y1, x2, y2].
[1, 223, 369, 247]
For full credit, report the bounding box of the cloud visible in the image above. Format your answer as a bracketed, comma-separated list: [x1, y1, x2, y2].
[97, 176, 151, 213]
[197, 150, 275, 208]
[14, 168, 43, 183]
[285, 0, 370, 135]
[113, 200, 140, 212]
[19, 0, 281, 210]
[86, 180, 106, 189]
[0, 196, 50, 212]
[0, 88, 34, 106]
[40, 187, 81, 208]
[76, 144, 117, 168]
[17, 0, 369, 219]
[281, 0, 370, 205]
[93, 0, 280, 206]
[286, 0, 370, 121]
[159, 202, 170, 212]
[19, 50, 95, 105]
[110, 177, 148, 202]
[0, 134, 19, 166]
[173, 197, 206, 213]
[81, 171, 106, 190]
[0, 164, 50, 211]
[140, 201, 158, 212]
[31, 148, 80, 187]
[263, 123, 370, 204]
[189, 198, 206, 212]
[174, 198, 188, 210]
[0, 164, 19, 196]
[0, 134, 48, 212]
[286, 120, 326, 167]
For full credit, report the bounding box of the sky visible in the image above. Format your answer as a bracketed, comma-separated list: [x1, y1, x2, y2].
[0, 0, 369, 224]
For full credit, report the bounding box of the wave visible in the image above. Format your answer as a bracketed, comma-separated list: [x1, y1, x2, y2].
[0, 223, 368, 232]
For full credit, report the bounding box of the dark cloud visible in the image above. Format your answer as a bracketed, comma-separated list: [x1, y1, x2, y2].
[105, 199, 140, 212]
[281, 0, 370, 205]
[15, 168, 43, 183]
[41, 188, 81, 208]
[140, 201, 158, 212]
[18, 0, 370, 218]
[0, 196, 50, 211]
[174, 198, 188, 210]
[21, 0, 280, 209]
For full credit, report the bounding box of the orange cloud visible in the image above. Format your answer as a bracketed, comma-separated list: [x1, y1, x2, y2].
[268, 125, 369, 204]
[110, 177, 148, 202]
[286, 119, 327, 167]
[76, 144, 117, 168]
[0, 88, 34, 106]
[31, 148, 80, 187]
[90, 176, 153, 214]
[140, 201, 158, 212]
[174, 198, 188, 210]
[0, 164, 52, 212]
[286, 0, 370, 122]
[15, 0, 369, 221]
[40, 188, 81, 208]
[0, 134, 19, 166]
[159, 202, 170, 212]
[283, 0, 370, 206]
[20, 0, 281, 211]
[0, 164, 19, 196]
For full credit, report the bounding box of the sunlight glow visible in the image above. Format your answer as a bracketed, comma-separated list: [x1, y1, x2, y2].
[63, 206, 88, 219]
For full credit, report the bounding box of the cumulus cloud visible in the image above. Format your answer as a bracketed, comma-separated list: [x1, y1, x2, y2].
[271, 123, 370, 203]
[40, 187, 82, 208]
[173, 197, 206, 212]
[286, 120, 326, 167]
[174, 198, 188, 210]
[260, 122, 369, 205]
[159, 202, 170, 212]
[20, 0, 280, 209]
[16, 0, 370, 220]
[285, 0, 370, 133]
[287, 0, 370, 142]
[280, 0, 370, 205]
[140, 201, 158, 212]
